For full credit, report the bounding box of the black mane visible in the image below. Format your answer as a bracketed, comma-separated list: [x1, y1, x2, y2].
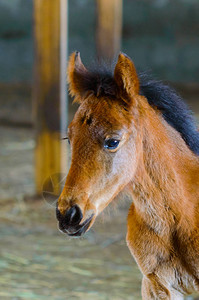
[81, 65, 199, 155]
[139, 74, 199, 156]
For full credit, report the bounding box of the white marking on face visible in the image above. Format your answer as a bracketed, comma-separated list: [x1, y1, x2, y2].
[92, 138, 138, 214]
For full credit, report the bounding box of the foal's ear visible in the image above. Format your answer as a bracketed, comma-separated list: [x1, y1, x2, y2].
[114, 53, 139, 105]
[67, 51, 88, 102]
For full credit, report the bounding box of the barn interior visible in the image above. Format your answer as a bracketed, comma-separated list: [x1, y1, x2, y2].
[0, 1, 199, 299]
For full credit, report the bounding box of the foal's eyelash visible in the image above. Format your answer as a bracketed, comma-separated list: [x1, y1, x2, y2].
[61, 137, 69, 140]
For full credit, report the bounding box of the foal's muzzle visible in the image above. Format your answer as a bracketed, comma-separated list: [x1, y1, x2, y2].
[56, 204, 93, 237]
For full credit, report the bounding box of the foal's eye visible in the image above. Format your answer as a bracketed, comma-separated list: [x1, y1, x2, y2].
[104, 139, 120, 150]
[62, 137, 70, 144]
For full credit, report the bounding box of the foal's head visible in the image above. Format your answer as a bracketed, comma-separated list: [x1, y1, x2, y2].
[57, 52, 144, 236]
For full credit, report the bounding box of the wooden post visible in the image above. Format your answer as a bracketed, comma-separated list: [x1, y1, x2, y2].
[96, 0, 123, 60]
[33, 0, 68, 195]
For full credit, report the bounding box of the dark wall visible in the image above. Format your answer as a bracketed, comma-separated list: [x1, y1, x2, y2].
[123, 0, 199, 82]
[0, 0, 33, 83]
[0, 0, 199, 84]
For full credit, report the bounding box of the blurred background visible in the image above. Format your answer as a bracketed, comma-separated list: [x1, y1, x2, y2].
[0, 0, 199, 299]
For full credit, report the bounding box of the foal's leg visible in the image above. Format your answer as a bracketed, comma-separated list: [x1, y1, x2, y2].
[142, 275, 171, 300]
[127, 204, 185, 299]
[142, 276, 184, 300]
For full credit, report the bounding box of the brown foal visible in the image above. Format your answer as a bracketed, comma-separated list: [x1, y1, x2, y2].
[56, 52, 199, 299]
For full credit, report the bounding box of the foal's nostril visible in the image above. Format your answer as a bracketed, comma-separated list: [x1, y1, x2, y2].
[56, 203, 83, 229]
[66, 205, 83, 225]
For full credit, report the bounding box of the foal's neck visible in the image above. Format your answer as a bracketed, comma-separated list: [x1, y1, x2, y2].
[130, 104, 199, 233]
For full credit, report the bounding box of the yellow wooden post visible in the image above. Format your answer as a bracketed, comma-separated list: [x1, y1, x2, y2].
[96, 0, 123, 60]
[33, 0, 68, 195]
